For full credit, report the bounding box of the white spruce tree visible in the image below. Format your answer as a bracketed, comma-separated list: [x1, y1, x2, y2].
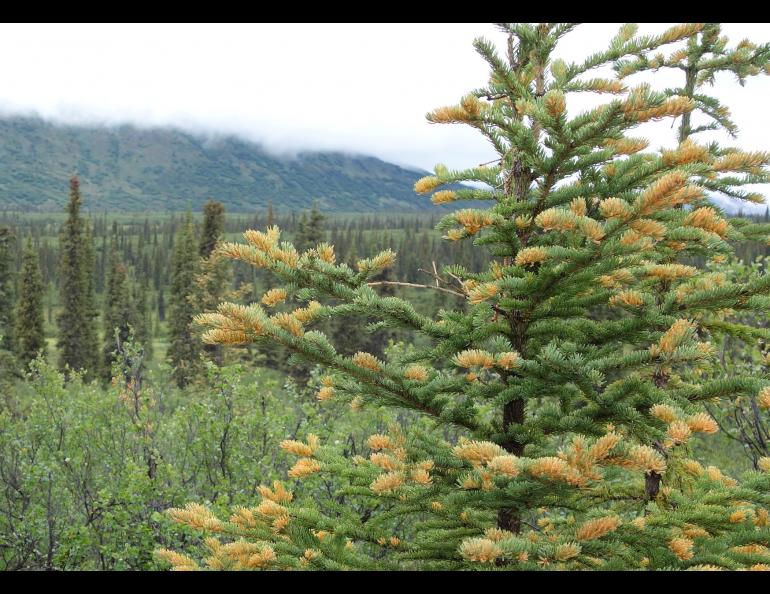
[57, 176, 99, 378]
[0, 226, 16, 354]
[159, 23, 770, 571]
[102, 234, 133, 382]
[168, 213, 203, 387]
[16, 237, 46, 368]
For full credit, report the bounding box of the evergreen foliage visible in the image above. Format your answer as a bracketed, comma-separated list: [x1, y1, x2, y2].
[157, 289, 166, 322]
[56, 176, 99, 378]
[82, 221, 100, 377]
[161, 23, 770, 571]
[613, 23, 770, 144]
[103, 233, 134, 382]
[168, 213, 202, 387]
[15, 237, 46, 368]
[200, 199, 225, 258]
[132, 274, 153, 361]
[0, 225, 16, 353]
[295, 204, 326, 253]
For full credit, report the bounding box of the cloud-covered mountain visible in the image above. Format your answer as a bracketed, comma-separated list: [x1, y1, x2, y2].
[0, 116, 434, 212]
[2, 116, 766, 216]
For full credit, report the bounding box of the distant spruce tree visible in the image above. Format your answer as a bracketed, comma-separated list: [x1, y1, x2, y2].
[57, 177, 99, 378]
[157, 289, 166, 322]
[163, 23, 770, 571]
[168, 213, 202, 387]
[82, 221, 100, 376]
[295, 203, 326, 253]
[0, 226, 16, 354]
[96, 232, 108, 294]
[199, 199, 225, 258]
[16, 238, 46, 368]
[132, 275, 153, 361]
[102, 235, 133, 382]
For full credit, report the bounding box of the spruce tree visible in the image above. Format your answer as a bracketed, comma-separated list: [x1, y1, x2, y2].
[157, 289, 166, 322]
[132, 275, 153, 361]
[0, 226, 16, 353]
[102, 235, 133, 382]
[16, 238, 46, 368]
[168, 213, 202, 387]
[200, 199, 226, 258]
[161, 24, 770, 571]
[57, 176, 99, 378]
[294, 203, 326, 253]
[82, 221, 100, 377]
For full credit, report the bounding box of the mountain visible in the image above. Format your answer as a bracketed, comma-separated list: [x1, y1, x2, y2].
[5, 115, 763, 216]
[0, 116, 433, 212]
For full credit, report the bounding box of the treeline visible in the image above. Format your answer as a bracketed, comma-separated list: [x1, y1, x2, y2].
[0, 178, 489, 387]
[2, 177, 769, 389]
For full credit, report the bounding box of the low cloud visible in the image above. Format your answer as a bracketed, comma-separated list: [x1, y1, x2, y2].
[0, 23, 767, 200]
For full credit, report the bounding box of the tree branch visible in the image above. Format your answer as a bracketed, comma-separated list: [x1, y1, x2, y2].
[367, 280, 465, 298]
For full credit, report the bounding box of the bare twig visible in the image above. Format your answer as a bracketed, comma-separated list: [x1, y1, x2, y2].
[367, 280, 465, 298]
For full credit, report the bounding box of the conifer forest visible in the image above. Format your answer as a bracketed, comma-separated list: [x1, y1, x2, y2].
[4, 23, 770, 571]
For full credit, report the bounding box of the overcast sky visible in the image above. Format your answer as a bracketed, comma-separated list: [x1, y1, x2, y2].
[0, 23, 768, 175]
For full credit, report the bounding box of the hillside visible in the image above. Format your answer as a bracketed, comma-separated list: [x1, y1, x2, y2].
[0, 116, 432, 212]
[3, 116, 766, 216]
